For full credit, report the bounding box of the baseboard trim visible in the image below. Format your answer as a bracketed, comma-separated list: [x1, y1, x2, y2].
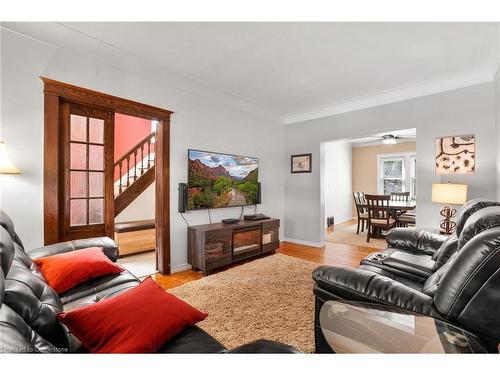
[283, 238, 325, 248]
[170, 263, 192, 273]
[325, 218, 355, 228]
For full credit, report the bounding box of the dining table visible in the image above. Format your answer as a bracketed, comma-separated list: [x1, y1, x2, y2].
[358, 200, 416, 211]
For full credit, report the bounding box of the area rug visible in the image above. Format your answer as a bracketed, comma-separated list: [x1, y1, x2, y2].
[169, 253, 318, 353]
[326, 220, 386, 250]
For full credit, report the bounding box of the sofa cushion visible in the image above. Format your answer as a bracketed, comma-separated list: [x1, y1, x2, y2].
[358, 264, 425, 291]
[158, 325, 225, 353]
[61, 270, 139, 311]
[4, 243, 68, 349]
[57, 278, 208, 353]
[33, 247, 124, 294]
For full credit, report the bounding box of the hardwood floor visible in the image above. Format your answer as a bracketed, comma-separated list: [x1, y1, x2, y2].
[153, 241, 374, 290]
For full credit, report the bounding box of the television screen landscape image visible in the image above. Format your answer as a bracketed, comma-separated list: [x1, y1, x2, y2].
[188, 150, 259, 210]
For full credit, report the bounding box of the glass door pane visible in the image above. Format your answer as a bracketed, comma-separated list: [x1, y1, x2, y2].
[68, 108, 106, 228]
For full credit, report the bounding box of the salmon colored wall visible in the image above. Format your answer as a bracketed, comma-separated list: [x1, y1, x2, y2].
[114, 113, 152, 160]
[114, 113, 153, 181]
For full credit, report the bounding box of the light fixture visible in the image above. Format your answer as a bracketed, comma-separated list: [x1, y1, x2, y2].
[432, 183, 468, 234]
[0, 141, 21, 174]
[382, 135, 397, 145]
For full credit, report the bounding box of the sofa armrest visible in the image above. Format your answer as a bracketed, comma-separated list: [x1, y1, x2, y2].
[225, 339, 301, 353]
[27, 237, 118, 262]
[312, 265, 441, 317]
[386, 228, 447, 255]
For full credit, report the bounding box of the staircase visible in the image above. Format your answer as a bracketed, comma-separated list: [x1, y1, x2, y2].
[114, 133, 156, 216]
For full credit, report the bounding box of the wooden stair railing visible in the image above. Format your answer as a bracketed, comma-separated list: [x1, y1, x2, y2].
[114, 133, 156, 216]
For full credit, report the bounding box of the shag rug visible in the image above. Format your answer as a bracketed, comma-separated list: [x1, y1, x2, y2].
[169, 253, 318, 353]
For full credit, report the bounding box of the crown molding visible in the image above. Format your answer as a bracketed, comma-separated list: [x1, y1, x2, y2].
[1, 24, 283, 124]
[284, 68, 495, 125]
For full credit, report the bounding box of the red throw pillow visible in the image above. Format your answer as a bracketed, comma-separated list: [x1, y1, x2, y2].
[34, 247, 123, 293]
[57, 277, 208, 353]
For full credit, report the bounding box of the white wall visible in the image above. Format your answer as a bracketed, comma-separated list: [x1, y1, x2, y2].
[285, 83, 497, 246]
[323, 141, 352, 226]
[0, 29, 285, 271]
[495, 66, 500, 201]
[115, 185, 155, 222]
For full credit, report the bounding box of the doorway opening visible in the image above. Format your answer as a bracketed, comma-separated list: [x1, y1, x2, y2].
[42, 77, 172, 275]
[322, 128, 416, 249]
[113, 113, 157, 278]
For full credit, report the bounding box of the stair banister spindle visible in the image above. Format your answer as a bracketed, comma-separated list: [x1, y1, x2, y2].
[140, 144, 144, 176]
[118, 162, 123, 194]
[133, 150, 138, 181]
[147, 139, 151, 169]
[126, 156, 130, 187]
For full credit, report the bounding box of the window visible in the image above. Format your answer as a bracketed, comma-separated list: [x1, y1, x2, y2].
[378, 153, 416, 199]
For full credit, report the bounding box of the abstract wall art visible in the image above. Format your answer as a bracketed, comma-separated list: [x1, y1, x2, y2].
[435, 135, 475, 175]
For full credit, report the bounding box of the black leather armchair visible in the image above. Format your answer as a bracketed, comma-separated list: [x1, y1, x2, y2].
[313, 204, 500, 353]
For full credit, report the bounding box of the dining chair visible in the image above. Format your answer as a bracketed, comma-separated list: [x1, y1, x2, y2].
[353, 192, 368, 234]
[390, 191, 415, 227]
[390, 192, 410, 201]
[365, 194, 396, 242]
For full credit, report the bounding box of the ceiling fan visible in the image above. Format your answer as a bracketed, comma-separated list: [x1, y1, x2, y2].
[377, 134, 414, 144]
[353, 132, 416, 146]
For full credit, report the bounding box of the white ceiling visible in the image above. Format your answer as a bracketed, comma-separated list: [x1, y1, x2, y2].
[3, 22, 499, 123]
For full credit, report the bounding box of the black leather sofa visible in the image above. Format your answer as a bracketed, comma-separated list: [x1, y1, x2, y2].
[359, 199, 500, 287]
[0, 210, 299, 353]
[313, 199, 500, 353]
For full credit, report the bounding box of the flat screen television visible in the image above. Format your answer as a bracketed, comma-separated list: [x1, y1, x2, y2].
[187, 149, 259, 210]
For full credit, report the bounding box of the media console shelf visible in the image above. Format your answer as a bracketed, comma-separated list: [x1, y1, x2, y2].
[188, 218, 280, 275]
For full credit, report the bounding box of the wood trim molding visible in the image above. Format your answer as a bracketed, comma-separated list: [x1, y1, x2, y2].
[42, 77, 172, 275]
[43, 93, 62, 244]
[41, 77, 173, 120]
[155, 118, 171, 274]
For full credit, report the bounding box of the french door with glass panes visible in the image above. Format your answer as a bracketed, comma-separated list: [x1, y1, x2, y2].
[62, 102, 114, 240]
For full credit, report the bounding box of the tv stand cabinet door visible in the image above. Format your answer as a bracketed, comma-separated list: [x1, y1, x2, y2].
[262, 220, 280, 254]
[204, 229, 232, 273]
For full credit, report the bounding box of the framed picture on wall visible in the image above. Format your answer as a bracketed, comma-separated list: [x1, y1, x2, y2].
[291, 153, 312, 173]
[435, 135, 475, 175]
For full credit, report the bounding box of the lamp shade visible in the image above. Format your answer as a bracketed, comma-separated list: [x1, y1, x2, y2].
[0, 141, 21, 174]
[432, 183, 467, 205]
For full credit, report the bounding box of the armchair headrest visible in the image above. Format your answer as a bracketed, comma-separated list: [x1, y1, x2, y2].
[455, 199, 500, 237]
[0, 209, 16, 239]
[458, 205, 500, 250]
[0, 226, 15, 277]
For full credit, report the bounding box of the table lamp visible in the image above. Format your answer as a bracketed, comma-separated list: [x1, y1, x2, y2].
[431, 183, 467, 235]
[0, 141, 21, 174]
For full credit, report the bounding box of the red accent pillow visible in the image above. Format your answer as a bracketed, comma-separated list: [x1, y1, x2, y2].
[34, 247, 123, 294]
[57, 277, 208, 353]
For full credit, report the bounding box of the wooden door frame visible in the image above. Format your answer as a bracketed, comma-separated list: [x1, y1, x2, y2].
[42, 77, 173, 274]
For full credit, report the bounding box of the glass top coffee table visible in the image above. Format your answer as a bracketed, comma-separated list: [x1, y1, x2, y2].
[319, 301, 488, 353]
